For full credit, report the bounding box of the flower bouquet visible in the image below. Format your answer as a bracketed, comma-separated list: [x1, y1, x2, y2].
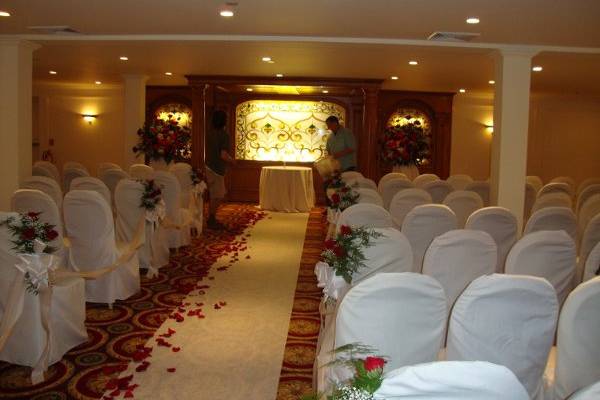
[139, 179, 163, 211]
[133, 115, 192, 165]
[380, 117, 429, 167]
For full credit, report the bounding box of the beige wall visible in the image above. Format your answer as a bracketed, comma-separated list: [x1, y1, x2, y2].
[33, 83, 125, 176]
[450, 92, 600, 186]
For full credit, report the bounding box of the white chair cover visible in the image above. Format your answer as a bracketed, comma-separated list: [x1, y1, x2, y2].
[373, 361, 530, 400]
[154, 171, 192, 249]
[63, 190, 140, 304]
[446, 174, 474, 191]
[578, 194, 600, 242]
[97, 162, 121, 177]
[550, 177, 576, 195]
[340, 171, 363, 182]
[569, 381, 600, 400]
[63, 161, 87, 172]
[532, 192, 573, 214]
[447, 274, 558, 399]
[378, 172, 408, 192]
[465, 181, 491, 206]
[62, 167, 89, 193]
[465, 207, 518, 273]
[0, 211, 87, 377]
[389, 188, 432, 228]
[443, 190, 483, 228]
[335, 203, 394, 231]
[413, 173, 440, 188]
[355, 188, 384, 207]
[99, 168, 130, 206]
[423, 180, 453, 204]
[32, 164, 58, 183]
[352, 177, 378, 191]
[577, 184, 600, 216]
[423, 229, 497, 308]
[539, 182, 573, 199]
[402, 204, 457, 273]
[580, 215, 600, 282]
[380, 178, 415, 210]
[33, 161, 61, 183]
[70, 176, 112, 207]
[525, 182, 538, 220]
[527, 175, 544, 194]
[168, 162, 194, 208]
[115, 180, 170, 275]
[11, 190, 64, 248]
[317, 273, 447, 392]
[582, 242, 600, 283]
[505, 230, 576, 306]
[21, 176, 63, 211]
[577, 178, 600, 197]
[551, 277, 600, 399]
[525, 207, 578, 241]
[129, 164, 155, 180]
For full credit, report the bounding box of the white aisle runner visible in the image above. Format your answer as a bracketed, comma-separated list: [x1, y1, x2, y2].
[116, 212, 309, 400]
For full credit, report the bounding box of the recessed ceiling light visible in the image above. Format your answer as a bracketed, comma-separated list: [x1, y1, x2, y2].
[49, 70, 57, 75]
[459, 88, 466, 93]
[261, 56, 272, 62]
[466, 17, 480, 24]
[276, 73, 283, 78]
[119, 56, 128, 61]
[246, 88, 253, 92]
[488, 80, 495, 84]
[165, 72, 173, 76]
[532, 66, 543, 72]
[0, 11, 10, 17]
[408, 60, 418, 65]
[219, 9, 234, 17]
[391, 76, 399, 80]
[322, 90, 329, 94]
[95, 81, 102, 85]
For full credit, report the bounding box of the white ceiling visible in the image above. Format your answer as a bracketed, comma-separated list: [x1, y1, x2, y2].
[1, 0, 599, 94]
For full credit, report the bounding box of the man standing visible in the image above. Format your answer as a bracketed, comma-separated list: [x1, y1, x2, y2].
[325, 115, 357, 172]
[205, 110, 235, 230]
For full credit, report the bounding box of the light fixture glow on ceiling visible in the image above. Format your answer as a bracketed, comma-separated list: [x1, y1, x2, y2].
[459, 88, 466, 93]
[408, 60, 418, 65]
[165, 72, 173, 76]
[532, 66, 543, 72]
[322, 90, 329, 94]
[466, 17, 480, 24]
[261, 56, 272, 62]
[95, 81, 102, 85]
[276, 73, 283, 78]
[119, 56, 128, 61]
[391, 76, 399, 80]
[49, 70, 57, 75]
[0, 11, 10, 17]
[246, 88, 253, 92]
[220, 9, 234, 17]
[488, 80, 495, 84]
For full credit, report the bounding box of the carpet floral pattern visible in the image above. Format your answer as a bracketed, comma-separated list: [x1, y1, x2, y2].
[0, 204, 266, 400]
[276, 207, 326, 400]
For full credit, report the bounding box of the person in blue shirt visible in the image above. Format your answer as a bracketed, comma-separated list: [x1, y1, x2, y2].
[325, 116, 357, 172]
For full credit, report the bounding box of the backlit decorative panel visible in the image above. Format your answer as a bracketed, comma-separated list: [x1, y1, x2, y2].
[235, 100, 346, 162]
[386, 107, 433, 165]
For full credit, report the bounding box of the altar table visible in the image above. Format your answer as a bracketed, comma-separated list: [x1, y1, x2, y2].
[259, 166, 315, 212]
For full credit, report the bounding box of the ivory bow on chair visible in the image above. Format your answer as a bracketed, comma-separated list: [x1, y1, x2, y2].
[188, 181, 207, 232]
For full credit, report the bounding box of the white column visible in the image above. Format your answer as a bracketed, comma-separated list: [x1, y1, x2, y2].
[122, 74, 148, 168]
[0, 40, 39, 210]
[490, 48, 537, 230]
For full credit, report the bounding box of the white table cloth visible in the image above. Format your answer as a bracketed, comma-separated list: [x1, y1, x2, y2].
[259, 166, 315, 212]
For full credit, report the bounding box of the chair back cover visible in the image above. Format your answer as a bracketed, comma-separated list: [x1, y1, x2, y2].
[465, 207, 518, 273]
[154, 171, 183, 221]
[351, 177, 377, 191]
[129, 164, 155, 180]
[353, 228, 413, 283]
[443, 190, 483, 228]
[380, 178, 415, 210]
[422, 180, 453, 204]
[97, 162, 121, 177]
[378, 172, 408, 192]
[447, 274, 558, 398]
[446, 174, 474, 191]
[577, 178, 600, 197]
[578, 193, 600, 241]
[402, 204, 457, 273]
[62, 167, 89, 193]
[169, 162, 194, 208]
[373, 361, 530, 400]
[336, 204, 394, 231]
[63, 161, 87, 172]
[505, 230, 576, 306]
[465, 181, 490, 206]
[32, 164, 58, 183]
[423, 229, 497, 307]
[524, 207, 577, 241]
[554, 277, 600, 399]
[21, 176, 63, 210]
[99, 168, 130, 204]
[33, 161, 61, 183]
[70, 176, 112, 207]
[539, 182, 573, 199]
[580, 214, 600, 282]
[532, 192, 573, 213]
[340, 171, 363, 182]
[336, 273, 447, 371]
[413, 173, 440, 188]
[11, 189, 64, 245]
[389, 188, 432, 227]
[569, 381, 600, 400]
[576, 184, 600, 216]
[527, 175, 544, 194]
[551, 176, 576, 194]
[355, 188, 384, 207]
[525, 182, 537, 220]
[582, 242, 600, 282]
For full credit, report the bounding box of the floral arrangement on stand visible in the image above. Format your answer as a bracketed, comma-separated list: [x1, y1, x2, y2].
[0, 212, 59, 294]
[139, 179, 163, 211]
[132, 115, 192, 165]
[322, 225, 381, 284]
[303, 344, 387, 400]
[380, 117, 429, 167]
[326, 174, 359, 212]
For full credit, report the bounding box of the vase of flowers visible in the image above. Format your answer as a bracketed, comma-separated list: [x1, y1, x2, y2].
[133, 114, 192, 167]
[380, 117, 429, 180]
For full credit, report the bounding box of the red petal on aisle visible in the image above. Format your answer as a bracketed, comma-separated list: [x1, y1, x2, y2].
[172, 347, 181, 352]
[167, 368, 176, 373]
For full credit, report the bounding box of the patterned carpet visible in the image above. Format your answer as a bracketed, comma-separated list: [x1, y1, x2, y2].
[276, 207, 327, 400]
[0, 204, 266, 400]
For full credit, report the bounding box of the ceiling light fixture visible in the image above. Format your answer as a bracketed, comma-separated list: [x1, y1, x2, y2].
[276, 73, 283, 78]
[95, 81, 102, 85]
[408, 60, 418, 65]
[459, 88, 466, 93]
[49, 70, 57, 75]
[322, 90, 329, 94]
[164, 72, 173, 76]
[219, 2, 236, 17]
[391, 76, 399, 80]
[119, 56, 128, 61]
[488, 80, 495, 84]
[0, 11, 10, 17]
[220, 9, 234, 17]
[466, 17, 480, 24]
[246, 88, 253, 92]
[261, 56, 272, 62]
[532, 66, 543, 72]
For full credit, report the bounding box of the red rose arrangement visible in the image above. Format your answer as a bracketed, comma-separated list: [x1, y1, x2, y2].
[380, 117, 429, 167]
[133, 115, 191, 164]
[321, 225, 382, 284]
[140, 179, 163, 211]
[1, 212, 58, 255]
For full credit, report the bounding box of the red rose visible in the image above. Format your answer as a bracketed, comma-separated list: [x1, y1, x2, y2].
[341, 187, 350, 193]
[22, 227, 36, 241]
[340, 225, 352, 236]
[331, 193, 340, 203]
[364, 356, 386, 372]
[324, 239, 337, 250]
[45, 228, 59, 241]
[333, 245, 345, 258]
[27, 212, 41, 220]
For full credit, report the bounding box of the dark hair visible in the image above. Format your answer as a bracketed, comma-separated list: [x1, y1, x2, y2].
[326, 115, 339, 124]
[212, 110, 227, 129]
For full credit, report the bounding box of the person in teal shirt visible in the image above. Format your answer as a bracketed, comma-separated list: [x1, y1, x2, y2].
[325, 116, 357, 171]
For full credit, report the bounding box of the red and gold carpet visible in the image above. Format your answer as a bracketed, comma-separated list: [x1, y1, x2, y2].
[0, 204, 266, 400]
[276, 207, 327, 400]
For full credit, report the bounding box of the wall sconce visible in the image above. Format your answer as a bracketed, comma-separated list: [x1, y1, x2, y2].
[485, 124, 494, 135]
[82, 114, 97, 125]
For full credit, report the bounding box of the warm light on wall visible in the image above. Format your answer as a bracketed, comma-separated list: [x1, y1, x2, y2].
[485, 123, 494, 135]
[82, 114, 98, 124]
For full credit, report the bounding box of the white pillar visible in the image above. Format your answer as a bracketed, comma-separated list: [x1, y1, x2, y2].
[0, 40, 39, 210]
[490, 48, 536, 230]
[122, 74, 148, 168]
